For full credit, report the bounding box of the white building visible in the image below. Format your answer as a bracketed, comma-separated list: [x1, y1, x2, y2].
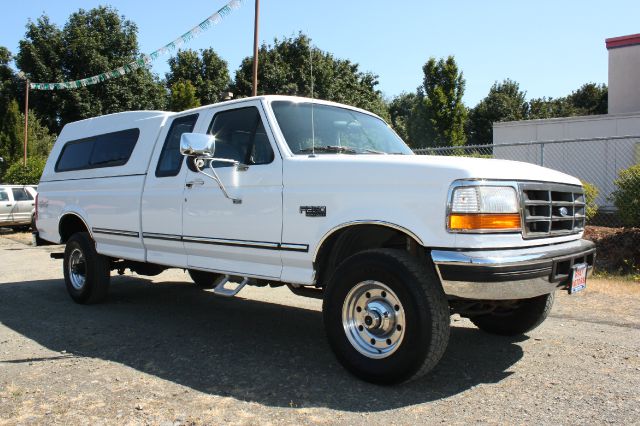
[493, 33, 640, 212]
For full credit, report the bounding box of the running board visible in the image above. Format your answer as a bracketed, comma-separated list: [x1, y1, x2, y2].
[204, 275, 249, 297]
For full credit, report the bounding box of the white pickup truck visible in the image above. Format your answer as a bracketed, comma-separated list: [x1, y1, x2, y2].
[34, 95, 595, 384]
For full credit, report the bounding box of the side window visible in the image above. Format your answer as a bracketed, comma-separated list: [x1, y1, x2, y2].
[207, 107, 274, 166]
[12, 188, 32, 201]
[156, 114, 199, 177]
[55, 128, 140, 172]
[0, 190, 8, 202]
[90, 129, 139, 167]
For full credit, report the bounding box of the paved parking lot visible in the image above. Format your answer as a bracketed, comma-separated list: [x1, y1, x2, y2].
[1, 234, 639, 425]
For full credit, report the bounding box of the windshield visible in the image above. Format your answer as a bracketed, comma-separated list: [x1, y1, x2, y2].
[271, 101, 413, 155]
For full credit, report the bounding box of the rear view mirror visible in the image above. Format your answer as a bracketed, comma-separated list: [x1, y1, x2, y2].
[180, 133, 216, 157]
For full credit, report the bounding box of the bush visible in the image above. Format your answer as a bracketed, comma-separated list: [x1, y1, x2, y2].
[581, 181, 599, 222]
[611, 164, 640, 227]
[2, 157, 46, 185]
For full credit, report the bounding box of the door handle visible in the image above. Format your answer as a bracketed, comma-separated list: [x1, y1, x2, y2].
[185, 179, 205, 188]
[5, 204, 12, 207]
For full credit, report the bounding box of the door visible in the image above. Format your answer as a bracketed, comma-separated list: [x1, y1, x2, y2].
[182, 102, 283, 278]
[12, 187, 35, 224]
[141, 113, 200, 267]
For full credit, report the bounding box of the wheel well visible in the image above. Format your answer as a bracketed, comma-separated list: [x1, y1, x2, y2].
[314, 224, 425, 287]
[59, 214, 89, 243]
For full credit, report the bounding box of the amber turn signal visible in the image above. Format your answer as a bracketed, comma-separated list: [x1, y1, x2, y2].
[449, 213, 521, 231]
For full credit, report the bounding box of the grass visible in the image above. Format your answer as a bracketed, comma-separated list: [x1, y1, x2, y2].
[588, 277, 640, 295]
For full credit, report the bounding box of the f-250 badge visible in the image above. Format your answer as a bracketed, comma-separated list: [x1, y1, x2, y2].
[299, 206, 326, 217]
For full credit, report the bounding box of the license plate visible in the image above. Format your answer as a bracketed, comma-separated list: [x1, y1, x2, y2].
[570, 263, 588, 294]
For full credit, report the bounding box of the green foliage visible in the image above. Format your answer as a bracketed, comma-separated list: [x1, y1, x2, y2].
[22, 111, 56, 158]
[467, 79, 528, 145]
[528, 96, 577, 119]
[0, 100, 22, 165]
[466, 82, 607, 144]
[568, 83, 607, 115]
[388, 92, 418, 143]
[3, 156, 46, 184]
[581, 181, 599, 222]
[233, 33, 389, 121]
[166, 49, 230, 106]
[409, 56, 467, 148]
[0, 46, 17, 109]
[16, 8, 166, 133]
[0, 102, 55, 181]
[611, 164, 640, 227]
[527, 83, 606, 120]
[169, 80, 201, 112]
[0, 47, 20, 157]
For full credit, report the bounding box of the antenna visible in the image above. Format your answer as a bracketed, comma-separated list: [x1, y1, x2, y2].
[310, 45, 316, 157]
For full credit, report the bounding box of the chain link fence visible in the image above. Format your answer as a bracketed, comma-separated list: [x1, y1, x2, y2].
[414, 136, 640, 228]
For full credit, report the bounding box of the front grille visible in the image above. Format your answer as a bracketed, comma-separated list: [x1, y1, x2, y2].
[520, 183, 585, 239]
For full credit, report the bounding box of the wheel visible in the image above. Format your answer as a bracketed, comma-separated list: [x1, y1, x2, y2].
[63, 232, 110, 304]
[470, 292, 555, 336]
[323, 249, 450, 385]
[188, 269, 221, 289]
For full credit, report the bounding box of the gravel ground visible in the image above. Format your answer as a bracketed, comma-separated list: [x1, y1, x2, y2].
[0, 233, 639, 425]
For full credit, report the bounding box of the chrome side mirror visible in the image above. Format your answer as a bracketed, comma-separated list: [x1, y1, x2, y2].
[180, 133, 216, 157]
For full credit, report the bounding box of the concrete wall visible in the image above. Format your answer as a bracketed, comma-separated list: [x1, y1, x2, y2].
[608, 40, 640, 114]
[493, 113, 640, 210]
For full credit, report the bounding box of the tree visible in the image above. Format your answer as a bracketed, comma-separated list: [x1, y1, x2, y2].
[166, 49, 230, 106]
[0, 100, 22, 165]
[409, 56, 467, 147]
[388, 92, 418, 143]
[467, 79, 528, 145]
[21, 110, 56, 158]
[527, 83, 607, 120]
[169, 80, 200, 111]
[3, 156, 46, 184]
[0, 47, 19, 147]
[16, 8, 166, 133]
[567, 83, 607, 115]
[233, 33, 389, 120]
[0, 47, 17, 111]
[0, 101, 53, 181]
[528, 96, 577, 119]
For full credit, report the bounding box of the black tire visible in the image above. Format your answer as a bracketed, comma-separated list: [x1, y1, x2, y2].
[323, 249, 450, 385]
[470, 292, 555, 336]
[188, 269, 221, 289]
[63, 232, 110, 304]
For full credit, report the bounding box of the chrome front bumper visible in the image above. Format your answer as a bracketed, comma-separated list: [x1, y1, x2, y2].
[431, 239, 596, 300]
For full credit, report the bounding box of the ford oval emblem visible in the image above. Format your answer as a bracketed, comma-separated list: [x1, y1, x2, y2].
[559, 207, 569, 217]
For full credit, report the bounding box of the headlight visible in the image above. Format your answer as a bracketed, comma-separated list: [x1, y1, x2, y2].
[448, 183, 521, 232]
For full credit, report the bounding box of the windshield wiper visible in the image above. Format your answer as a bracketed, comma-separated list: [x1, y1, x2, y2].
[298, 145, 357, 154]
[361, 148, 387, 155]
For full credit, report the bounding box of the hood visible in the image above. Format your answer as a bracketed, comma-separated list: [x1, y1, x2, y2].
[304, 154, 582, 186]
[409, 155, 582, 185]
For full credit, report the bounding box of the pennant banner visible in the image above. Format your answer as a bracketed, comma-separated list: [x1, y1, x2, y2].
[30, 0, 243, 90]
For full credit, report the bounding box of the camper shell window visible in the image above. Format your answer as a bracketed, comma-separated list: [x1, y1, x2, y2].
[55, 128, 140, 172]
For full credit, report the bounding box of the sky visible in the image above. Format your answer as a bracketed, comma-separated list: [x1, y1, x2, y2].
[1, 0, 638, 107]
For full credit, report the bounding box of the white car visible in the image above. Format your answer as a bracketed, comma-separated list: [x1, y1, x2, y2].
[0, 185, 37, 229]
[34, 96, 595, 384]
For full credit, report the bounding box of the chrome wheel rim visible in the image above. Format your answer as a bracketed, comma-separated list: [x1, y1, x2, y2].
[68, 248, 86, 290]
[342, 280, 405, 359]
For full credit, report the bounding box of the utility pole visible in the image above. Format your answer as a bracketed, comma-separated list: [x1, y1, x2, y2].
[17, 72, 29, 166]
[23, 78, 29, 166]
[252, 0, 259, 97]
